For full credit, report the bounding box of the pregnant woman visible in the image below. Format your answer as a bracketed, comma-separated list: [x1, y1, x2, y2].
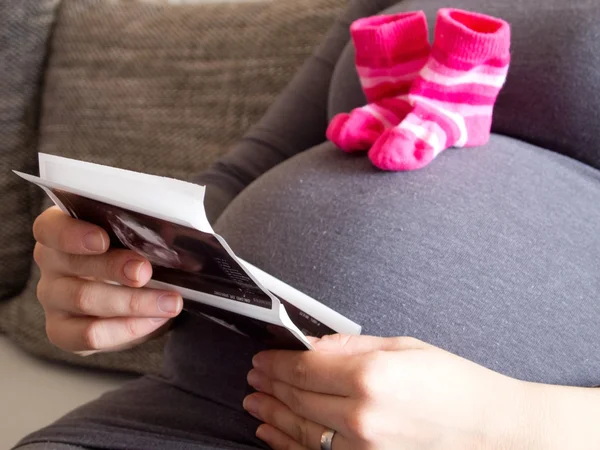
[16, 0, 600, 449]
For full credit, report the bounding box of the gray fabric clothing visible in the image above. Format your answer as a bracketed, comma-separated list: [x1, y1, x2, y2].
[16, 0, 600, 449]
[217, 138, 600, 386]
[17, 138, 600, 450]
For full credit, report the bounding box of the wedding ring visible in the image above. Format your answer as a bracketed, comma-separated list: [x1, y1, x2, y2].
[320, 428, 336, 450]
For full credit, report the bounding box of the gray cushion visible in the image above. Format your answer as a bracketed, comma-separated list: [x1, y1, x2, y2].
[2, 0, 347, 374]
[328, 0, 600, 171]
[0, 0, 60, 305]
[37, 0, 347, 178]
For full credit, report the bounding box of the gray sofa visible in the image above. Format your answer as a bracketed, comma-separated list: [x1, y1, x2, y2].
[0, 0, 346, 446]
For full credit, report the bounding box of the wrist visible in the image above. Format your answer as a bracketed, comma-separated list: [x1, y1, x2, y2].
[523, 382, 600, 450]
[479, 376, 535, 450]
[494, 380, 600, 450]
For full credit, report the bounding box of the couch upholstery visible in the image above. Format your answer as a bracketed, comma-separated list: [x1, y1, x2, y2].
[0, 0, 60, 304]
[0, 0, 347, 375]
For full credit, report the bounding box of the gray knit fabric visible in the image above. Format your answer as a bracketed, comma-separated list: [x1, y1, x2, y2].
[217, 138, 600, 386]
[0, 0, 60, 306]
[37, 0, 346, 179]
[2, 0, 346, 375]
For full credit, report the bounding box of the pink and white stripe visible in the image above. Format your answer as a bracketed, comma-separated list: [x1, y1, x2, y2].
[356, 51, 430, 101]
[369, 8, 511, 171]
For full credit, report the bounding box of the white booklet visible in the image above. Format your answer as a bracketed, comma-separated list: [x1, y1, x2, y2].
[15, 153, 361, 350]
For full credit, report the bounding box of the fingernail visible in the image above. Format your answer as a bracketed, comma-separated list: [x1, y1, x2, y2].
[76, 350, 99, 357]
[158, 294, 181, 314]
[123, 260, 145, 282]
[252, 353, 263, 369]
[83, 232, 105, 252]
[243, 395, 260, 418]
[151, 317, 169, 324]
[247, 369, 263, 390]
[255, 425, 268, 440]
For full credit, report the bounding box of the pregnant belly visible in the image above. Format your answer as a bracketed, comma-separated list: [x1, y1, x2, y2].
[214, 137, 600, 386]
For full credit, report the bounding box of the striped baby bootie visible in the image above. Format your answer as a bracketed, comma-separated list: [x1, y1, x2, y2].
[327, 11, 430, 152]
[369, 8, 511, 171]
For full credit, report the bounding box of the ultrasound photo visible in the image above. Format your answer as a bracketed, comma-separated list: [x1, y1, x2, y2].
[51, 188, 273, 309]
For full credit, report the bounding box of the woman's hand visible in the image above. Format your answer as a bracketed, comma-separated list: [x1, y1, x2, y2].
[243, 334, 532, 450]
[33, 206, 183, 355]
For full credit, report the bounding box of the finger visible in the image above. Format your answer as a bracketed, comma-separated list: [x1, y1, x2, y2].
[252, 349, 361, 395]
[39, 276, 182, 318]
[38, 246, 152, 288]
[247, 370, 353, 436]
[312, 334, 431, 354]
[33, 206, 109, 254]
[245, 392, 337, 450]
[255, 424, 308, 450]
[45, 312, 171, 352]
[255, 422, 350, 450]
[75, 320, 172, 356]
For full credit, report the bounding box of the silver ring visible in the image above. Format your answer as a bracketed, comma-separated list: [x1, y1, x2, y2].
[320, 428, 336, 450]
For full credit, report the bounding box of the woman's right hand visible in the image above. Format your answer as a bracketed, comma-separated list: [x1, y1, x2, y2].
[33, 206, 183, 355]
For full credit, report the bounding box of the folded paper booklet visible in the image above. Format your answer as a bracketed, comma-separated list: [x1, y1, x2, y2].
[15, 154, 361, 350]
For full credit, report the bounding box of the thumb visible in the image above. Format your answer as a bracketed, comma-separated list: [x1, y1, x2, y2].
[310, 334, 430, 354]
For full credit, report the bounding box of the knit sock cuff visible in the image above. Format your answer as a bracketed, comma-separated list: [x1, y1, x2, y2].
[434, 8, 511, 63]
[351, 11, 430, 67]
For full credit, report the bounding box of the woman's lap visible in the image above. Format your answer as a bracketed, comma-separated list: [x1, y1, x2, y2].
[16, 373, 267, 450]
[16, 136, 600, 449]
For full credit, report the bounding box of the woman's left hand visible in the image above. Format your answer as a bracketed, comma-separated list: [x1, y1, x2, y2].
[243, 334, 532, 450]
